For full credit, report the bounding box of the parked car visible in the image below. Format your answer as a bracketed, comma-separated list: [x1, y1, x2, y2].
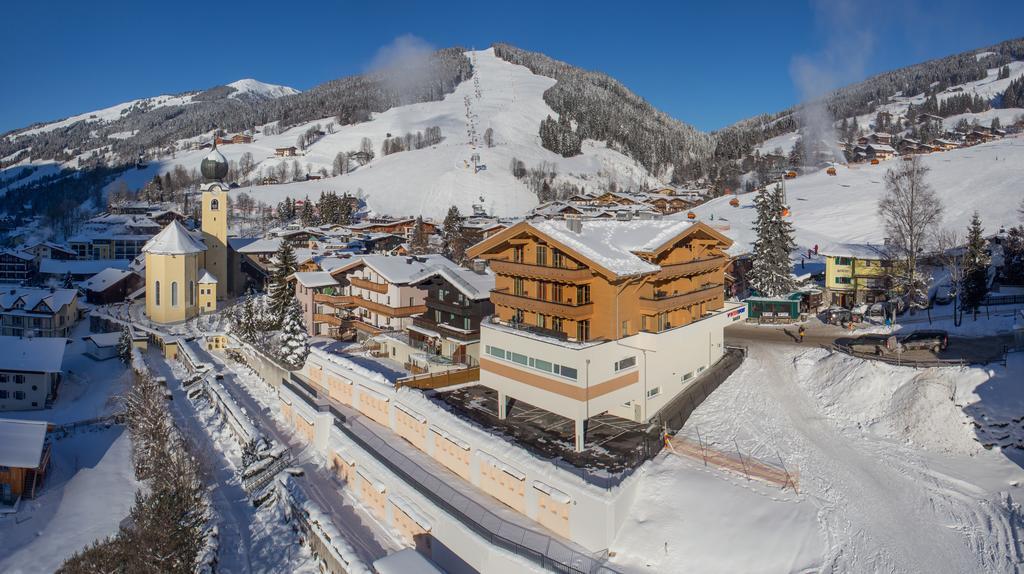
[934, 284, 954, 305]
[848, 334, 898, 355]
[898, 330, 949, 353]
[823, 307, 852, 325]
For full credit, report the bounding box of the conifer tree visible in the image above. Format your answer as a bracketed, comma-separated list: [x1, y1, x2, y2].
[750, 185, 796, 297]
[300, 196, 318, 227]
[62, 271, 74, 289]
[961, 212, 989, 310]
[268, 241, 298, 324]
[117, 325, 133, 363]
[410, 216, 430, 255]
[279, 298, 310, 369]
[441, 205, 468, 263]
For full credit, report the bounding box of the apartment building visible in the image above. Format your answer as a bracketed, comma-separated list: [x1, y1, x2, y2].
[0, 287, 80, 338]
[822, 243, 892, 307]
[0, 336, 68, 411]
[466, 218, 746, 451]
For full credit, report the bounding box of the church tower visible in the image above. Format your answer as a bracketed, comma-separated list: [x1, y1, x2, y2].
[200, 141, 229, 300]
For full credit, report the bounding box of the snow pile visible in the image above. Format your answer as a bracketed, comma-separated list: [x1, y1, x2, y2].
[609, 454, 823, 573]
[791, 348, 987, 455]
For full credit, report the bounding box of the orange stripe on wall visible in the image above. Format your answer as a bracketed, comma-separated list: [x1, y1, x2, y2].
[479, 358, 638, 401]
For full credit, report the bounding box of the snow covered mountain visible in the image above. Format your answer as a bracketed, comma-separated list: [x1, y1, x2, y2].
[225, 79, 300, 100]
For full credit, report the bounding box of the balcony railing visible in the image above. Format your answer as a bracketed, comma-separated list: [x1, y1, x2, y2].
[414, 316, 480, 341]
[313, 313, 343, 327]
[350, 276, 389, 294]
[313, 293, 356, 307]
[489, 259, 592, 282]
[490, 289, 593, 320]
[654, 256, 726, 281]
[638, 283, 723, 313]
[426, 296, 472, 316]
[354, 295, 426, 318]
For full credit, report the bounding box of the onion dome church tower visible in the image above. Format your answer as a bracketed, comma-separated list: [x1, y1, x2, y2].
[200, 141, 230, 300]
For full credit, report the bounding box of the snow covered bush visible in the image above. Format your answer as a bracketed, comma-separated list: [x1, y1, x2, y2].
[278, 298, 309, 369]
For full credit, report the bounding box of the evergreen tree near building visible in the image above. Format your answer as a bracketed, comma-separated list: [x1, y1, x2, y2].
[410, 216, 430, 255]
[961, 212, 990, 310]
[62, 271, 74, 289]
[441, 205, 468, 263]
[268, 242, 298, 325]
[117, 326, 133, 363]
[300, 196, 318, 227]
[750, 185, 796, 297]
[278, 298, 310, 369]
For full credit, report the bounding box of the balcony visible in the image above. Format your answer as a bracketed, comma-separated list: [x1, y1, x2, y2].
[654, 256, 726, 281]
[426, 296, 471, 316]
[313, 313, 343, 327]
[350, 276, 389, 294]
[490, 289, 593, 320]
[355, 295, 426, 318]
[490, 259, 592, 282]
[414, 316, 480, 342]
[313, 293, 356, 308]
[638, 283, 723, 313]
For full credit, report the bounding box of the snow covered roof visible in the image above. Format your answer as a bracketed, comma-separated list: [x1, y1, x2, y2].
[333, 254, 463, 285]
[235, 237, 282, 254]
[1, 249, 34, 261]
[867, 143, 895, 152]
[0, 335, 68, 372]
[373, 549, 444, 574]
[82, 267, 135, 292]
[407, 264, 495, 300]
[85, 331, 122, 348]
[528, 219, 699, 277]
[0, 287, 77, 313]
[293, 271, 339, 289]
[820, 243, 891, 260]
[40, 258, 131, 276]
[0, 418, 48, 469]
[142, 220, 206, 255]
[198, 269, 218, 284]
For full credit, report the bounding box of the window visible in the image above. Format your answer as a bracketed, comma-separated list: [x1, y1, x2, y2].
[576, 285, 591, 304]
[552, 283, 563, 302]
[621, 320, 630, 337]
[14, 391, 25, 400]
[682, 372, 693, 381]
[536, 245, 547, 266]
[171, 282, 179, 306]
[513, 309, 524, 323]
[552, 249, 566, 268]
[646, 387, 661, 398]
[535, 313, 546, 329]
[576, 320, 590, 341]
[0, 374, 7, 383]
[513, 278, 525, 296]
[537, 282, 547, 301]
[551, 316, 563, 333]
[835, 277, 852, 285]
[15, 375, 25, 384]
[513, 246, 524, 263]
[615, 356, 637, 372]
[210, 198, 220, 211]
[0, 390, 7, 399]
[833, 256, 852, 265]
[189, 281, 195, 306]
[463, 317, 471, 330]
[510, 352, 529, 366]
[154, 281, 161, 306]
[486, 345, 506, 360]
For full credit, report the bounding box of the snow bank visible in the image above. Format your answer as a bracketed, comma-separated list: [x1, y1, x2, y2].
[791, 348, 987, 455]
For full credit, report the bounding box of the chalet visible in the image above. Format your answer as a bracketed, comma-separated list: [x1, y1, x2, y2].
[965, 130, 993, 145]
[0, 337, 68, 410]
[231, 134, 253, 144]
[393, 262, 495, 371]
[648, 196, 690, 214]
[0, 250, 34, 283]
[858, 132, 893, 146]
[466, 218, 746, 451]
[917, 113, 944, 125]
[865, 143, 895, 160]
[896, 139, 925, 155]
[82, 268, 143, 304]
[19, 241, 76, 263]
[323, 253, 464, 337]
[0, 419, 51, 502]
[347, 218, 431, 239]
[0, 288, 80, 338]
[822, 243, 892, 307]
[275, 146, 299, 157]
[931, 138, 958, 151]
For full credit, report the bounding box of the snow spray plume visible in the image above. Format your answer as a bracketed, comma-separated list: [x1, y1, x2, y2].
[789, 0, 875, 164]
[368, 34, 436, 106]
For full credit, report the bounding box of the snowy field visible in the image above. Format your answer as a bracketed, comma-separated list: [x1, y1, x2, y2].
[99, 48, 657, 220]
[609, 343, 1024, 573]
[691, 135, 1024, 256]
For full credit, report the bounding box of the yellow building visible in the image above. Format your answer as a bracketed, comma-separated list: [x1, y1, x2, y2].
[823, 244, 891, 307]
[142, 220, 207, 324]
[143, 142, 232, 324]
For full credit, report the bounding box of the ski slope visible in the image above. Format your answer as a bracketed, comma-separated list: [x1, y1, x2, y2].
[690, 135, 1024, 256]
[103, 48, 659, 220]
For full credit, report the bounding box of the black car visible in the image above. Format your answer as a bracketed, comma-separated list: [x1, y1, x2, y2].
[899, 330, 949, 353]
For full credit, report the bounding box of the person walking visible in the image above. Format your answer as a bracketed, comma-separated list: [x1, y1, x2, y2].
[798, 325, 806, 343]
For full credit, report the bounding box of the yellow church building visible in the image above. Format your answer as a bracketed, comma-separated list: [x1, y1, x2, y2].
[143, 141, 235, 324]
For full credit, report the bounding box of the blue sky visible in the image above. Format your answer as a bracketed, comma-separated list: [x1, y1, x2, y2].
[2, 0, 1022, 133]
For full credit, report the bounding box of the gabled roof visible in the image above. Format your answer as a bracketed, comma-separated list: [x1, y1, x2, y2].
[40, 258, 131, 276]
[198, 269, 218, 284]
[0, 287, 77, 313]
[408, 265, 495, 300]
[292, 271, 339, 289]
[142, 220, 206, 255]
[235, 236, 282, 254]
[0, 335, 68, 373]
[331, 254, 462, 285]
[83, 267, 136, 292]
[0, 418, 48, 468]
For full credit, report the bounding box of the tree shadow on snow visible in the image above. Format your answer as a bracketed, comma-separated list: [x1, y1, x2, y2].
[961, 353, 1024, 470]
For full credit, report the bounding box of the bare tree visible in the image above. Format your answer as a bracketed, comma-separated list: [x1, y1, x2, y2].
[878, 156, 943, 308]
[934, 228, 964, 326]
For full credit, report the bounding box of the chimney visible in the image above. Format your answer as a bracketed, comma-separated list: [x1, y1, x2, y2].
[471, 259, 488, 274]
[406, 257, 414, 265]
